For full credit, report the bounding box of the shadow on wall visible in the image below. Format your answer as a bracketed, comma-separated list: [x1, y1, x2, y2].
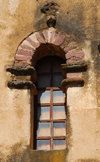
[4, 142, 68, 162]
[34, 1, 99, 43]
[4, 142, 100, 162]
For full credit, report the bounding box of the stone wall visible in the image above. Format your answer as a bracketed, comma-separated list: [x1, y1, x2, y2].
[0, 0, 100, 161]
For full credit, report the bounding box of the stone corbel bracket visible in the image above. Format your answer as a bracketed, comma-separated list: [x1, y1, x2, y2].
[6, 65, 37, 95]
[61, 63, 88, 93]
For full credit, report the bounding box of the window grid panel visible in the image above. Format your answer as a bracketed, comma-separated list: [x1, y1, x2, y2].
[53, 90, 65, 104]
[53, 122, 66, 136]
[35, 57, 66, 150]
[53, 74, 64, 87]
[36, 138, 67, 150]
[37, 75, 51, 88]
[53, 106, 66, 120]
[37, 122, 51, 137]
[36, 88, 66, 149]
[38, 90, 50, 104]
[37, 140, 50, 150]
[36, 61, 51, 74]
[53, 139, 66, 150]
[53, 61, 62, 73]
[38, 106, 50, 120]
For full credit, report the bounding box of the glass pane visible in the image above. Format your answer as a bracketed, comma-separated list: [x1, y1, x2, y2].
[38, 90, 50, 103]
[37, 122, 51, 137]
[53, 61, 62, 72]
[37, 75, 50, 88]
[53, 106, 66, 119]
[53, 140, 66, 150]
[38, 107, 50, 120]
[53, 122, 66, 136]
[53, 91, 65, 103]
[37, 140, 50, 150]
[37, 62, 51, 73]
[53, 75, 63, 87]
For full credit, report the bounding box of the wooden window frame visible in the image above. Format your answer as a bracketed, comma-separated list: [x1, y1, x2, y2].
[31, 56, 67, 150]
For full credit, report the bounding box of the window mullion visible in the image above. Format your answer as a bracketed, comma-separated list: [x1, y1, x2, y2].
[50, 60, 53, 150]
[50, 88, 53, 149]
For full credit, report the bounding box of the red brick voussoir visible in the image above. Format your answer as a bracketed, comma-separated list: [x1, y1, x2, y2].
[53, 32, 66, 46]
[15, 54, 32, 61]
[13, 28, 86, 69]
[65, 51, 85, 59]
[49, 29, 55, 43]
[43, 30, 48, 42]
[67, 59, 85, 64]
[16, 49, 34, 56]
[14, 61, 30, 66]
[64, 45, 77, 53]
[60, 37, 73, 49]
[26, 37, 40, 49]
[35, 33, 45, 44]
[20, 44, 34, 51]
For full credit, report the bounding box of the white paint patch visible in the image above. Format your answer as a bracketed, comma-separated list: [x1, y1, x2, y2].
[8, 0, 19, 14]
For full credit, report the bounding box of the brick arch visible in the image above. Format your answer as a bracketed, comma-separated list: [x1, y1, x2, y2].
[14, 27, 85, 67]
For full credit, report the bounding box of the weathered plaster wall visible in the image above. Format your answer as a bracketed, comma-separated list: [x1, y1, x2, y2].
[0, 0, 100, 161]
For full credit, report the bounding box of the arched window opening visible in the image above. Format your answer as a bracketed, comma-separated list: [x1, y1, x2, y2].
[33, 56, 67, 150]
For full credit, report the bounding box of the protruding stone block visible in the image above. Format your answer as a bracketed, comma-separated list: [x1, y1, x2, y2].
[8, 80, 37, 95]
[61, 78, 84, 93]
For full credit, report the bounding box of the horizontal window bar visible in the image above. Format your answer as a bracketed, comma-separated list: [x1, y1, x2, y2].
[37, 136, 66, 140]
[37, 119, 66, 122]
[37, 87, 62, 90]
[38, 103, 65, 106]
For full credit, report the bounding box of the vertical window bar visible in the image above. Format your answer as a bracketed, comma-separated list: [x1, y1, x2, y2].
[50, 88, 53, 149]
[51, 59, 53, 149]
[51, 138, 53, 150]
[51, 60, 53, 87]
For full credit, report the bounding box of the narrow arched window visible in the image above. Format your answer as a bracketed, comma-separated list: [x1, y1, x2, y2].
[33, 56, 66, 150]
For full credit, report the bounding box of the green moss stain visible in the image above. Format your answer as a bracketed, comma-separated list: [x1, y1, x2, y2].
[30, 149, 67, 162]
[4, 142, 68, 162]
